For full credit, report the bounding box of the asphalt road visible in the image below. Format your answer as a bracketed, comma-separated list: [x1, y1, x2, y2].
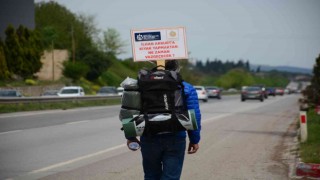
[0, 94, 300, 180]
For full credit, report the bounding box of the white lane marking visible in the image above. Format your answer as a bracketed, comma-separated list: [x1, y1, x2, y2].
[0, 130, 22, 135]
[65, 120, 90, 125]
[29, 144, 127, 174]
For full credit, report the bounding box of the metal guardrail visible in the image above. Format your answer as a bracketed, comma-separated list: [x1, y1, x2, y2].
[0, 95, 121, 104]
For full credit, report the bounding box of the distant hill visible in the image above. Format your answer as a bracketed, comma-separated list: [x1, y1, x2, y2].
[251, 64, 312, 75]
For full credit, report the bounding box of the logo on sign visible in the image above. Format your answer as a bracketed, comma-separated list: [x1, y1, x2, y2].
[135, 32, 161, 41]
[166, 29, 179, 40]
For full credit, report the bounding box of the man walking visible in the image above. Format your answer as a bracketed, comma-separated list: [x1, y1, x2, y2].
[126, 60, 201, 180]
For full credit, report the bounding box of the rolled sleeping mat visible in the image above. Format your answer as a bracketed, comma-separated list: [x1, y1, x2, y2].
[121, 91, 141, 110]
[119, 108, 140, 121]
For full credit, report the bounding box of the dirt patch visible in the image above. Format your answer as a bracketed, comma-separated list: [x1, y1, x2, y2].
[271, 118, 299, 179]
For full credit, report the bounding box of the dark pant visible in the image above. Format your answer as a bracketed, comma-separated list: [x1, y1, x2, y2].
[140, 134, 186, 180]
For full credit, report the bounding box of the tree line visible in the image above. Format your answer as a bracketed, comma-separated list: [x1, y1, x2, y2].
[304, 54, 320, 106]
[1, 1, 314, 93]
[0, 25, 43, 79]
[195, 59, 250, 75]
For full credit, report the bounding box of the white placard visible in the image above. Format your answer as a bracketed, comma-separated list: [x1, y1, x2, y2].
[131, 27, 188, 62]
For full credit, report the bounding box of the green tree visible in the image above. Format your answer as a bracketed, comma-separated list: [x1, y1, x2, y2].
[63, 61, 89, 82]
[179, 59, 202, 84]
[41, 26, 58, 49]
[305, 54, 320, 105]
[4, 25, 23, 77]
[35, 1, 113, 81]
[245, 60, 250, 71]
[35, 1, 76, 49]
[0, 39, 10, 79]
[101, 28, 127, 56]
[313, 54, 320, 100]
[77, 14, 100, 43]
[4, 25, 43, 79]
[16, 25, 43, 78]
[76, 45, 113, 81]
[35, 1, 101, 53]
[216, 69, 254, 89]
[256, 66, 261, 73]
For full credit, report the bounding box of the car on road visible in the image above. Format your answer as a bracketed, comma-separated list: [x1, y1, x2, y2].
[241, 86, 264, 102]
[194, 86, 208, 102]
[253, 84, 268, 99]
[227, 88, 238, 93]
[266, 87, 276, 97]
[0, 89, 23, 97]
[97, 86, 118, 96]
[205, 86, 221, 99]
[58, 86, 85, 97]
[275, 87, 285, 96]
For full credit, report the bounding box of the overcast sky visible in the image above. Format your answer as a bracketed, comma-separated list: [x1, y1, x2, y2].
[36, 0, 320, 69]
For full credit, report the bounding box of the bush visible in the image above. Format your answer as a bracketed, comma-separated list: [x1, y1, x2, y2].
[25, 79, 37, 85]
[63, 61, 89, 82]
[100, 71, 122, 86]
[91, 85, 100, 94]
[79, 78, 94, 95]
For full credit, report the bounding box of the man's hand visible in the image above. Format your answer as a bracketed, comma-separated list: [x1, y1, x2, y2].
[188, 143, 199, 154]
[127, 137, 140, 151]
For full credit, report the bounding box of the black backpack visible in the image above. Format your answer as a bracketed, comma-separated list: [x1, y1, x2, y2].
[138, 66, 187, 135]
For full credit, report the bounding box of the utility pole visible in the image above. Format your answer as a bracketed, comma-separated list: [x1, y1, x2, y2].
[71, 25, 75, 64]
[52, 40, 55, 81]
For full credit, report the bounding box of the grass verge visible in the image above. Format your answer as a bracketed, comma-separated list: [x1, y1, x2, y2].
[0, 99, 121, 114]
[299, 109, 320, 163]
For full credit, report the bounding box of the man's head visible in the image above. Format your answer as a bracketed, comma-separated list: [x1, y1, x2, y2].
[165, 60, 179, 71]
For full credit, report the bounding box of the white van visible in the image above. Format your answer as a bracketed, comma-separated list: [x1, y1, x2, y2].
[194, 86, 208, 102]
[58, 86, 85, 97]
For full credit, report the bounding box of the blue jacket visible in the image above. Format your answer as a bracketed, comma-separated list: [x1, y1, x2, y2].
[181, 81, 201, 144]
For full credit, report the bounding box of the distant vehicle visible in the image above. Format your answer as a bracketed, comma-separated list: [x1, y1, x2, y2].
[194, 86, 208, 102]
[41, 90, 59, 97]
[284, 88, 290, 94]
[241, 86, 248, 91]
[97, 86, 118, 96]
[275, 87, 285, 96]
[227, 88, 238, 93]
[58, 86, 85, 97]
[0, 89, 23, 97]
[117, 87, 124, 96]
[253, 84, 268, 99]
[241, 86, 264, 102]
[205, 86, 221, 99]
[266, 87, 276, 97]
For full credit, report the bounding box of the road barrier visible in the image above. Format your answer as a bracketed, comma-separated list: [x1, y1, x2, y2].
[0, 95, 121, 104]
[299, 111, 308, 142]
[296, 162, 320, 178]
